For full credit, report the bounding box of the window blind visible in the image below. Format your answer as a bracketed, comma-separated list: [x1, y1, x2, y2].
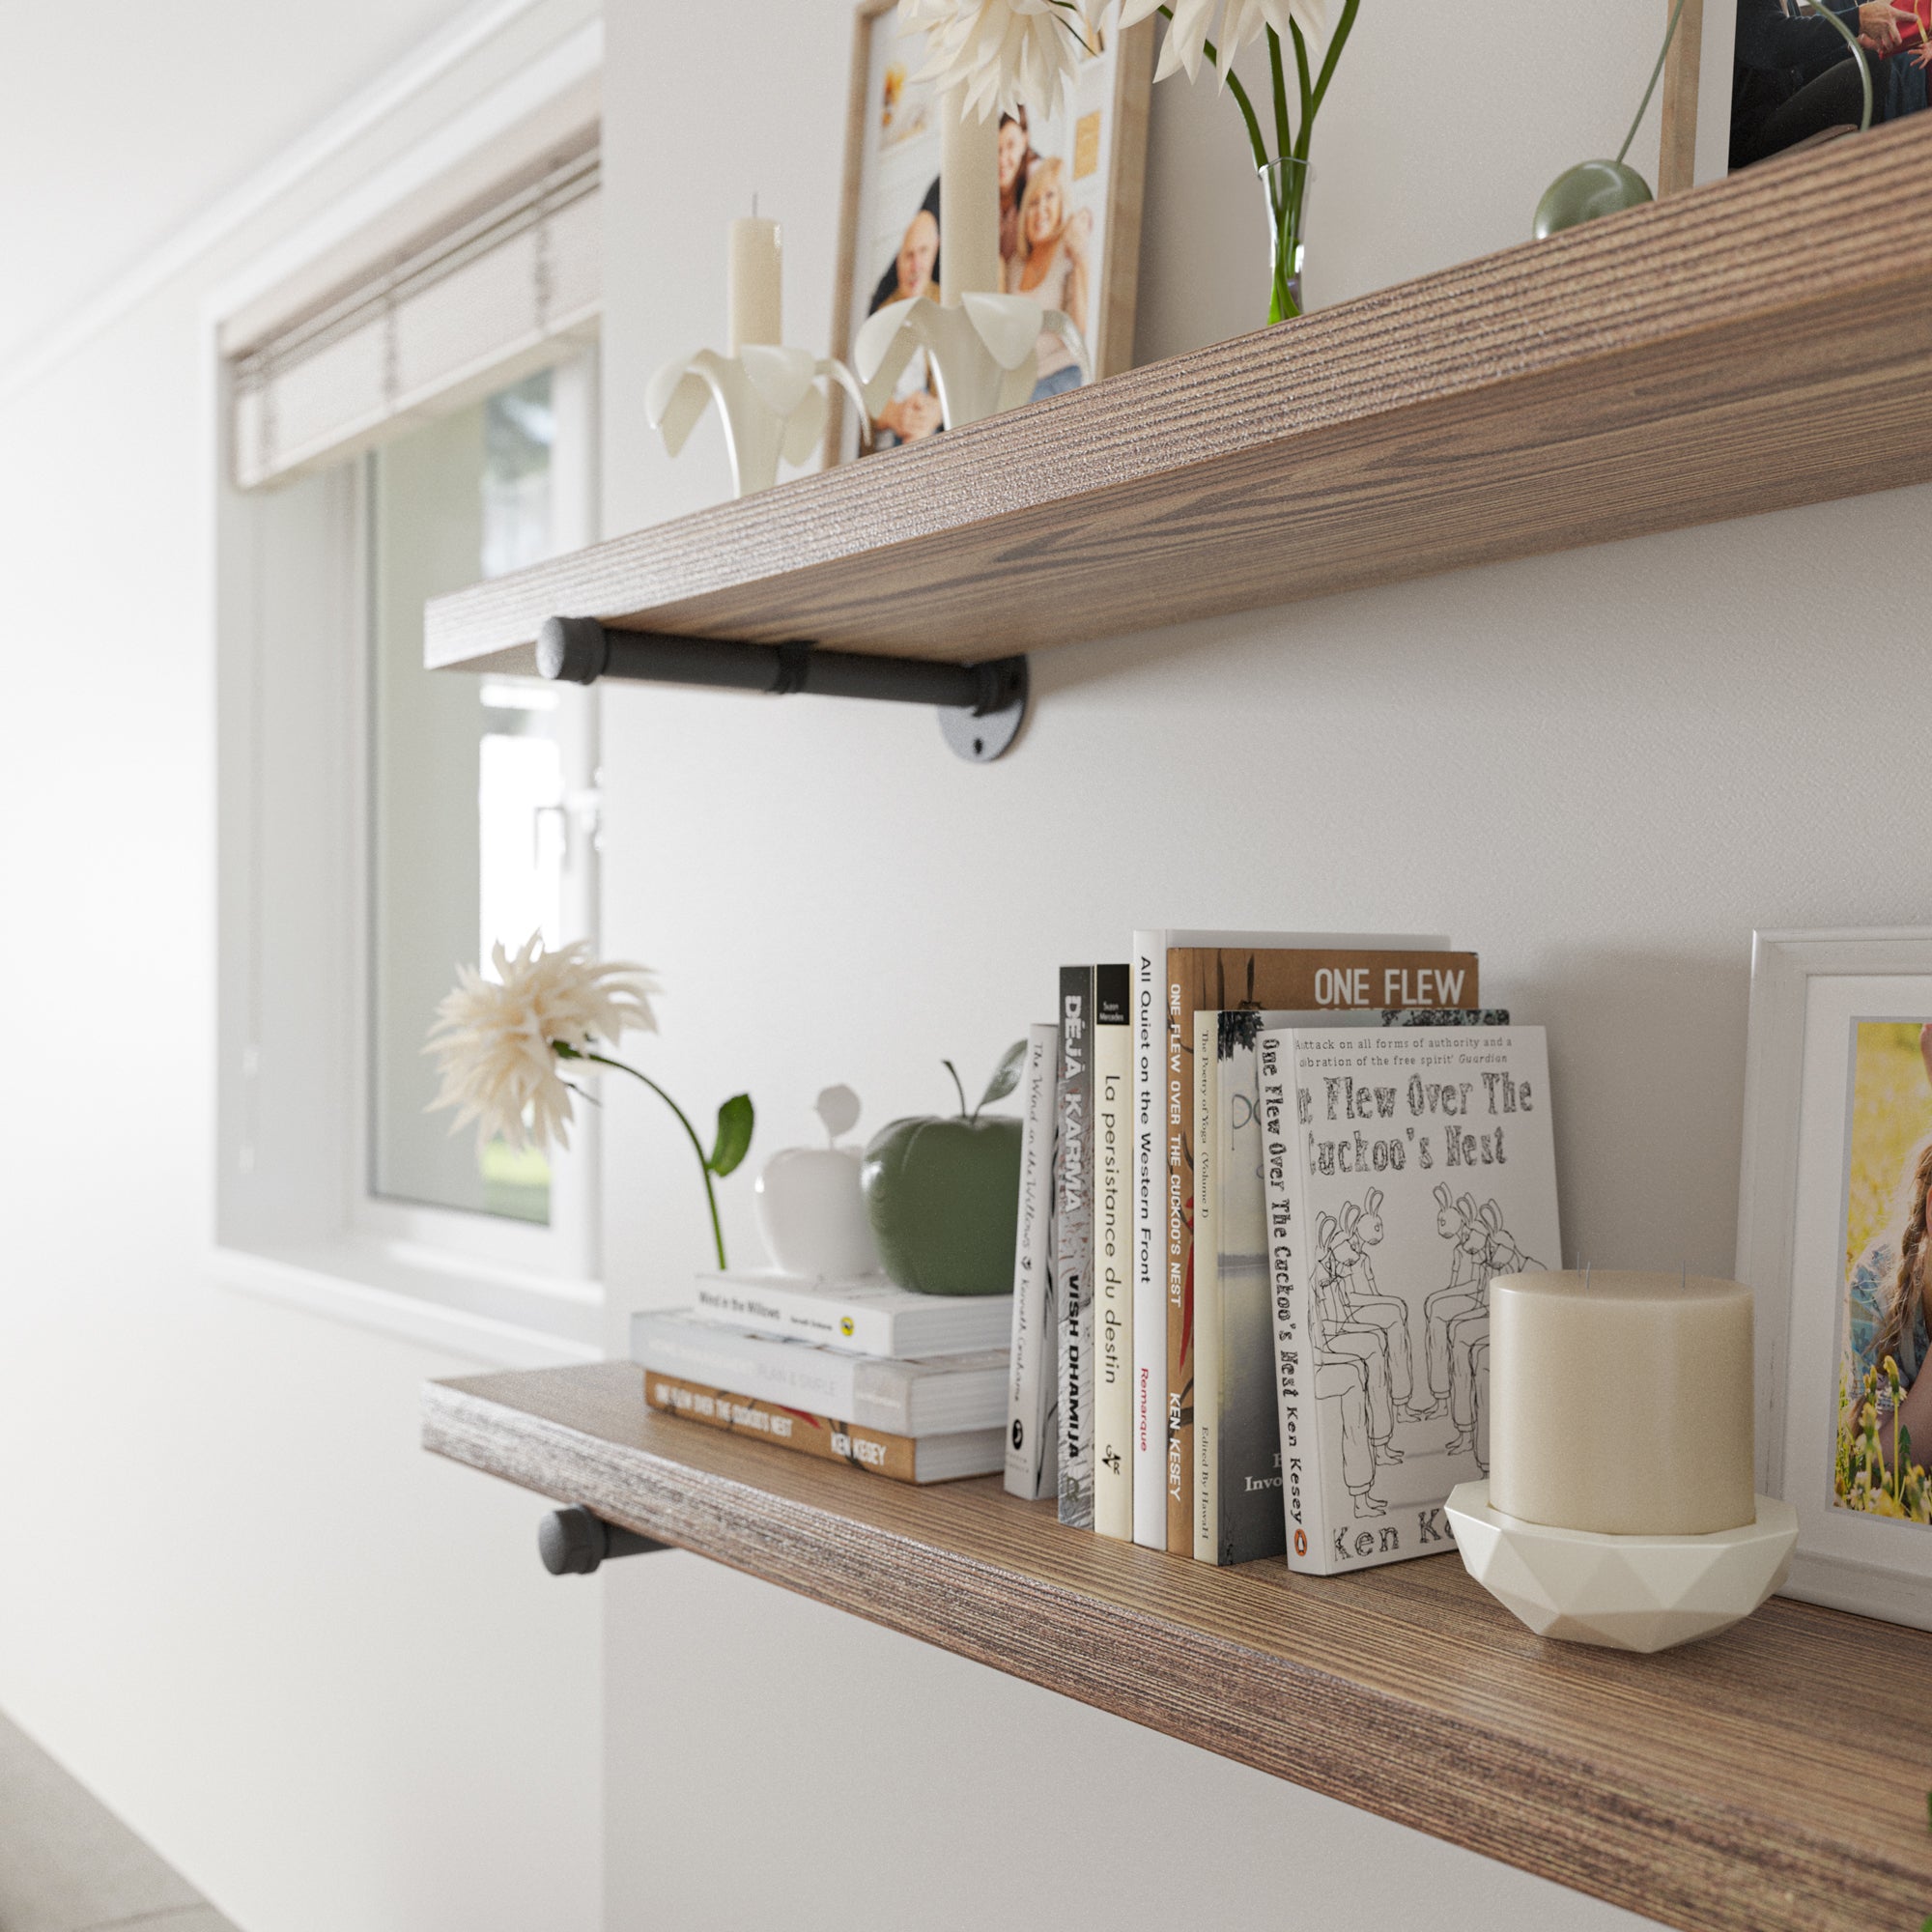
[229, 143, 599, 488]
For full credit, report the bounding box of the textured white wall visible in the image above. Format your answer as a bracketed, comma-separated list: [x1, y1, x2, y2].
[592, 6, 1920, 1928]
[0, 10, 604, 1932]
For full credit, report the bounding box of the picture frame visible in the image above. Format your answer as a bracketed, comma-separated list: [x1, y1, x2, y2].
[825, 0, 1151, 464]
[1683, 0, 1932, 186]
[1737, 925, 1932, 1630]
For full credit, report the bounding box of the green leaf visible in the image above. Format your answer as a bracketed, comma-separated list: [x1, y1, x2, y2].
[979, 1039, 1028, 1113]
[706, 1094, 753, 1177]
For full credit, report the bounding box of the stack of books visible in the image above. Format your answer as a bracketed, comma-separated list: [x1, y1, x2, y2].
[630, 1272, 1011, 1485]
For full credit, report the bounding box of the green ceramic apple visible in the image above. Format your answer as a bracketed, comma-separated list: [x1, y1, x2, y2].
[861, 1044, 1026, 1297]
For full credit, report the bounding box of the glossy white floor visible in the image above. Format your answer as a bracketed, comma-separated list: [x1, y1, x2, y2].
[0, 1713, 239, 1932]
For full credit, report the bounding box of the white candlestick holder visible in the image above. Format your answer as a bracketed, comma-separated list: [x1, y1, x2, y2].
[853, 292, 1091, 435]
[1446, 1480, 1799, 1654]
[646, 345, 869, 499]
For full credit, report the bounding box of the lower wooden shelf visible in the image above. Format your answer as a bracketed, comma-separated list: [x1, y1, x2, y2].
[425, 1362, 1932, 1932]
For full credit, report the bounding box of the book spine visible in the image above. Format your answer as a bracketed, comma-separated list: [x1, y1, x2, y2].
[1057, 967, 1095, 1527]
[690, 1279, 895, 1355]
[1092, 965, 1134, 1541]
[1258, 1033, 1320, 1573]
[1193, 1009, 1219, 1561]
[644, 1371, 926, 1483]
[1164, 948, 1191, 1552]
[1130, 932, 1166, 1548]
[632, 1315, 864, 1422]
[1005, 1022, 1061, 1500]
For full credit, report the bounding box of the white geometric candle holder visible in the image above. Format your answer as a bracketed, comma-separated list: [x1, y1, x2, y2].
[1445, 1480, 1799, 1654]
[853, 292, 1091, 435]
[646, 345, 869, 499]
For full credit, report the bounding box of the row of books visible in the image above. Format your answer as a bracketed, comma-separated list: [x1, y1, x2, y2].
[1011, 931, 1561, 1576]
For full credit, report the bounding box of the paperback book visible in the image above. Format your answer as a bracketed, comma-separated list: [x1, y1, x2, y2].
[692, 1270, 1012, 1357]
[1004, 1021, 1060, 1501]
[1092, 965, 1133, 1540]
[1195, 1008, 1508, 1564]
[1056, 968, 1095, 1527]
[631, 1309, 1008, 1436]
[1133, 931, 1467, 1553]
[644, 1370, 1005, 1484]
[1259, 1025, 1558, 1576]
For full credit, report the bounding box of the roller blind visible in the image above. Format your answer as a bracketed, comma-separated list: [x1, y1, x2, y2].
[229, 141, 600, 488]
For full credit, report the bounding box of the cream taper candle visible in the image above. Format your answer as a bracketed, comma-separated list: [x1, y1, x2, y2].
[938, 88, 1000, 301]
[1490, 1272, 1755, 1536]
[727, 215, 781, 355]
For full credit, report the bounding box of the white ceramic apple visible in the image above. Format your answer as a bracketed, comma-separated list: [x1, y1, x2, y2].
[753, 1086, 883, 1280]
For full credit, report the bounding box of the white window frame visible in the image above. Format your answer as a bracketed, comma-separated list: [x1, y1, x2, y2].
[208, 17, 608, 1369]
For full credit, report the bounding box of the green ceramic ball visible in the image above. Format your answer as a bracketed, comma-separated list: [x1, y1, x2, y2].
[1534, 160, 1653, 240]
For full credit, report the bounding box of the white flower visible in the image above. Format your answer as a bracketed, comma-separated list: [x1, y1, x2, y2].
[902, 0, 1092, 120]
[425, 933, 659, 1152]
[1114, 0, 1326, 87]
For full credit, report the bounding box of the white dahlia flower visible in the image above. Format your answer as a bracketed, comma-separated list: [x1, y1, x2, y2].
[1114, 0, 1326, 86]
[425, 933, 658, 1151]
[902, 0, 1091, 120]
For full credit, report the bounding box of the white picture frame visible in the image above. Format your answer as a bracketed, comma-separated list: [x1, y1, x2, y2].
[1737, 925, 1932, 1630]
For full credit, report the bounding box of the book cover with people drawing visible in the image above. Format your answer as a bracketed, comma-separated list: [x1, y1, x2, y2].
[1258, 1026, 1560, 1576]
[1203, 1006, 1508, 1566]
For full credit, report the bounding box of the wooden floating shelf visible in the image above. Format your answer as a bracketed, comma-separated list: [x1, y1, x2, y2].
[427, 117, 1932, 677]
[426, 1362, 1932, 1932]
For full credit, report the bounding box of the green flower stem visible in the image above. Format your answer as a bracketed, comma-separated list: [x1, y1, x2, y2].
[1267, 29, 1293, 156]
[569, 1046, 727, 1269]
[1305, 0, 1359, 134]
[1157, 6, 1269, 171]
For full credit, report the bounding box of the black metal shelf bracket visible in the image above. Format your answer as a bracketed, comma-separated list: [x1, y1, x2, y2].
[537, 1505, 668, 1576]
[536, 615, 1029, 763]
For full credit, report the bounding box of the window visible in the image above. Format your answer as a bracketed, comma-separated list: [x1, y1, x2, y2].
[213, 78, 606, 1366]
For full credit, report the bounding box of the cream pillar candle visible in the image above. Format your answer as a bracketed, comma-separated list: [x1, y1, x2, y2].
[938, 88, 1000, 301]
[1490, 1272, 1755, 1536]
[726, 215, 781, 355]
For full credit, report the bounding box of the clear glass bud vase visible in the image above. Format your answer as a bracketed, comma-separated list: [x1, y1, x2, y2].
[1261, 156, 1312, 326]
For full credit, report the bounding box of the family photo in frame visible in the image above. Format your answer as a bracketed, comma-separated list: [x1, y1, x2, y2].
[825, 0, 1149, 461]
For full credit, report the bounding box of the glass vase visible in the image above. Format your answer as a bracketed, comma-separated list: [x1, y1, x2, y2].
[1261, 156, 1312, 326]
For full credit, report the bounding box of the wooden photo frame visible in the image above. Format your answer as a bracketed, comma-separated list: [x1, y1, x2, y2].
[825, 0, 1151, 463]
[1737, 926, 1932, 1631]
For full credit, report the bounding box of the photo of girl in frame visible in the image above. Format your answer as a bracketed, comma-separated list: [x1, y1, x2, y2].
[1834, 1019, 1932, 1522]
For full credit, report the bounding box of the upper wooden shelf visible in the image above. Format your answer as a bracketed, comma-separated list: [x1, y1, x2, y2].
[427, 118, 1932, 677]
[427, 1362, 1932, 1932]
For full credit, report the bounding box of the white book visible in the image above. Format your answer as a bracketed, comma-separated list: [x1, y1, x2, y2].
[691, 1269, 1012, 1358]
[1092, 967, 1134, 1540]
[1056, 969, 1095, 1528]
[1260, 1025, 1560, 1576]
[1005, 1022, 1061, 1500]
[631, 1310, 1008, 1436]
[1193, 1009, 1220, 1561]
[1128, 929, 1448, 1552]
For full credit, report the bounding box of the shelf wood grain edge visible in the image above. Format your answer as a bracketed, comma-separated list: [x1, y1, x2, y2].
[424, 1363, 1932, 1932]
[426, 116, 1932, 675]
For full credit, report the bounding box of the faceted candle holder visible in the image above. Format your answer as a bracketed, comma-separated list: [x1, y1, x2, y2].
[1445, 1480, 1799, 1654]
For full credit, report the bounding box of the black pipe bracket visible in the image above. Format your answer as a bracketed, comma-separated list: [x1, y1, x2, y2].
[536, 615, 1029, 764]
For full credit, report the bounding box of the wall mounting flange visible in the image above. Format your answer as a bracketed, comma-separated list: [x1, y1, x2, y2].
[536, 616, 1029, 763]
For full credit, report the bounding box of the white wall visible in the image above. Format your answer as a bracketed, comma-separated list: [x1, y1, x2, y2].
[0, 9, 604, 1931]
[592, 6, 1918, 1928]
